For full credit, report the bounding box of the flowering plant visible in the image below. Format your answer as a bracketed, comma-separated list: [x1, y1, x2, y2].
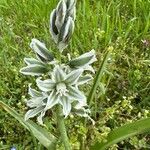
[0, 0, 149, 150]
[20, 0, 96, 149]
[20, 39, 96, 125]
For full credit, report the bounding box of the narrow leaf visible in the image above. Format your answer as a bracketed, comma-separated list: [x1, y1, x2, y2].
[0, 101, 57, 149]
[90, 118, 150, 150]
[87, 49, 111, 105]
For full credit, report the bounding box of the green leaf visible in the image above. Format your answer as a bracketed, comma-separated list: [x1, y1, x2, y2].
[87, 49, 111, 105]
[90, 118, 150, 150]
[0, 145, 10, 150]
[0, 101, 57, 149]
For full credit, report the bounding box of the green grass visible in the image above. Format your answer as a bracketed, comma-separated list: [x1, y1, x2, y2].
[0, 0, 150, 149]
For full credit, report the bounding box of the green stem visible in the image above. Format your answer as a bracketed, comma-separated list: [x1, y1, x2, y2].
[87, 47, 112, 106]
[56, 105, 71, 150]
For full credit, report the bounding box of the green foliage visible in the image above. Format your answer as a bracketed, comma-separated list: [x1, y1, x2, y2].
[0, 101, 57, 149]
[0, 0, 150, 149]
[91, 117, 150, 150]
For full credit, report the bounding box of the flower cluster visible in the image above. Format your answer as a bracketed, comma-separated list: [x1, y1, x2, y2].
[50, 0, 76, 52]
[20, 0, 96, 125]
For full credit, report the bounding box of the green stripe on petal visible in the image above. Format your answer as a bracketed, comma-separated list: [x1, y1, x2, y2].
[24, 57, 44, 65]
[53, 65, 66, 82]
[20, 64, 48, 76]
[77, 74, 93, 85]
[67, 86, 86, 105]
[28, 85, 43, 97]
[36, 78, 55, 92]
[37, 111, 46, 125]
[61, 96, 71, 118]
[30, 39, 54, 62]
[65, 69, 83, 85]
[45, 91, 60, 110]
[25, 106, 45, 121]
[68, 49, 96, 68]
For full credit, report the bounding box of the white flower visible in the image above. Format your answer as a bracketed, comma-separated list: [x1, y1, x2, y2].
[20, 39, 56, 76]
[36, 65, 87, 117]
[25, 85, 48, 124]
[25, 64, 93, 124]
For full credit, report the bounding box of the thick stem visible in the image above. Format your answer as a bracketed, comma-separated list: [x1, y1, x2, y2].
[56, 105, 71, 150]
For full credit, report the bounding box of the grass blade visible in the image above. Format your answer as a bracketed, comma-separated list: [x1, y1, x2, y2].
[0, 101, 57, 149]
[87, 48, 112, 105]
[90, 118, 150, 150]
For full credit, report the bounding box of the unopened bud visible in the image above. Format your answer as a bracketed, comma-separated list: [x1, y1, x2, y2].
[58, 17, 74, 51]
[49, 0, 76, 52]
[55, 0, 67, 31]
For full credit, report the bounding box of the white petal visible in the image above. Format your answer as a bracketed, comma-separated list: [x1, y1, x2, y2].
[50, 9, 58, 43]
[37, 111, 46, 125]
[61, 96, 71, 118]
[65, 69, 83, 85]
[20, 64, 47, 76]
[28, 85, 43, 97]
[30, 38, 54, 61]
[26, 97, 46, 108]
[77, 74, 93, 85]
[36, 78, 55, 92]
[52, 65, 66, 82]
[68, 49, 97, 68]
[67, 86, 87, 105]
[25, 106, 44, 121]
[24, 57, 44, 65]
[45, 91, 60, 110]
[74, 102, 87, 110]
[60, 17, 72, 41]
[55, 0, 67, 30]
[84, 65, 95, 73]
[68, 4, 76, 20]
[58, 17, 74, 52]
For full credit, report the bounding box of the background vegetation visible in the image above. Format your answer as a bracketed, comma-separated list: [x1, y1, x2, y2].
[0, 0, 150, 149]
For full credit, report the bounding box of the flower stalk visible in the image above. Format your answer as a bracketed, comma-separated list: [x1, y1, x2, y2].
[56, 105, 71, 150]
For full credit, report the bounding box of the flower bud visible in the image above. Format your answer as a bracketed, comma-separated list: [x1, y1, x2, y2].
[55, 0, 67, 31]
[58, 17, 74, 51]
[50, 9, 58, 43]
[65, 0, 76, 20]
[30, 39, 54, 62]
[49, 0, 76, 52]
